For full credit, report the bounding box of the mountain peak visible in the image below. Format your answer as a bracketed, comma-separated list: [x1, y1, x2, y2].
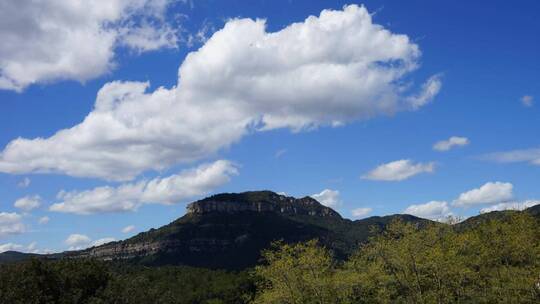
[0, 191, 431, 269]
[186, 190, 341, 218]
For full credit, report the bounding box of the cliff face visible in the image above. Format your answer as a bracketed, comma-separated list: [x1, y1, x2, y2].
[58, 191, 426, 269]
[64, 191, 345, 268]
[186, 191, 341, 218]
[74, 238, 236, 261]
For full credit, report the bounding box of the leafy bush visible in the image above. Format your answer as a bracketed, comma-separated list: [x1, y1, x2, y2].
[254, 213, 540, 303]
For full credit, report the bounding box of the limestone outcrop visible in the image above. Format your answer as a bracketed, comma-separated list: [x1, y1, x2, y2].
[187, 191, 341, 218]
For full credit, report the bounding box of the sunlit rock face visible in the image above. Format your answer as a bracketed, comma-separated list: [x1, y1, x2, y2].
[187, 191, 341, 218]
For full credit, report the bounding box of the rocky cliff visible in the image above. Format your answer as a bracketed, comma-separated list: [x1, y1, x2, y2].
[186, 191, 341, 218]
[10, 190, 429, 269]
[66, 191, 345, 268]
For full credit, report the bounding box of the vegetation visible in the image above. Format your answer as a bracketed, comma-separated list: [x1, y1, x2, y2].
[0, 260, 254, 304]
[1, 212, 538, 303]
[253, 213, 540, 303]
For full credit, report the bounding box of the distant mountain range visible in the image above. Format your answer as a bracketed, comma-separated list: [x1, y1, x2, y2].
[1, 191, 538, 269]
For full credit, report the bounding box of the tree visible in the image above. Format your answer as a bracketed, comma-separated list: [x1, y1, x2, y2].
[253, 240, 351, 304]
[345, 213, 540, 303]
[254, 213, 540, 303]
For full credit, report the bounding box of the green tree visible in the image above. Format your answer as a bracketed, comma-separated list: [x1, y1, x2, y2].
[345, 221, 473, 303]
[253, 240, 350, 304]
[254, 213, 540, 304]
[344, 213, 540, 303]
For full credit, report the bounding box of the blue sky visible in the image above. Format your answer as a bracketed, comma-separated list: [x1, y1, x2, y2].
[0, 0, 539, 253]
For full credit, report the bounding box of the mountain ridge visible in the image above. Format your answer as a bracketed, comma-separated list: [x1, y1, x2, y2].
[63, 190, 402, 269]
[4, 190, 536, 269]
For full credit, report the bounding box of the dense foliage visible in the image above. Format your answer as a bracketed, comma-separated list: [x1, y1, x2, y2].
[253, 213, 540, 303]
[1, 213, 538, 303]
[0, 260, 254, 304]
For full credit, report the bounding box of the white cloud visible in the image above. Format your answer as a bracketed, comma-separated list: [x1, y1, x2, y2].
[521, 95, 534, 107]
[351, 207, 372, 218]
[65, 234, 116, 250]
[0, 5, 439, 181]
[92, 237, 116, 247]
[404, 200, 452, 220]
[25, 242, 51, 254]
[187, 20, 215, 47]
[0, 241, 50, 254]
[65, 234, 91, 250]
[118, 21, 178, 52]
[14, 195, 41, 212]
[453, 182, 513, 207]
[35, 248, 54, 254]
[483, 148, 540, 166]
[0, 242, 23, 253]
[433, 136, 469, 151]
[311, 189, 341, 208]
[363, 159, 435, 181]
[274, 149, 287, 158]
[480, 200, 540, 213]
[50, 160, 238, 214]
[0, 0, 178, 91]
[17, 177, 31, 188]
[407, 74, 442, 110]
[38, 216, 50, 225]
[0, 212, 25, 237]
[27, 242, 37, 252]
[122, 225, 136, 233]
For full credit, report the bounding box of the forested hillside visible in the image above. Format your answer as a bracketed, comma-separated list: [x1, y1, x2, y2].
[1, 212, 538, 303]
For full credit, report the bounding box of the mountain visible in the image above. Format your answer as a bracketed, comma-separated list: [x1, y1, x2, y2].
[0, 191, 428, 269]
[3, 191, 539, 269]
[0, 251, 41, 263]
[527, 204, 540, 216]
[456, 203, 540, 230]
[62, 191, 430, 269]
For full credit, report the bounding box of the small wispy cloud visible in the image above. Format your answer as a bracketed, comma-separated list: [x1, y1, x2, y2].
[64, 234, 116, 250]
[122, 225, 136, 233]
[17, 177, 31, 188]
[433, 136, 469, 151]
[38, 216, 50, 225]
[521, 95, 534, 107]
[351, 207, 372, 218]
[407, 74, 442, 110]
[274, 149, 287, 158]
[187, 20, 215, 47]
[482, 148, 540, 166]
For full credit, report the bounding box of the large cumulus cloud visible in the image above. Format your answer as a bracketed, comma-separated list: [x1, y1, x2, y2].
[0, 5, 440, 181]
[0, 0, 178, 91]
